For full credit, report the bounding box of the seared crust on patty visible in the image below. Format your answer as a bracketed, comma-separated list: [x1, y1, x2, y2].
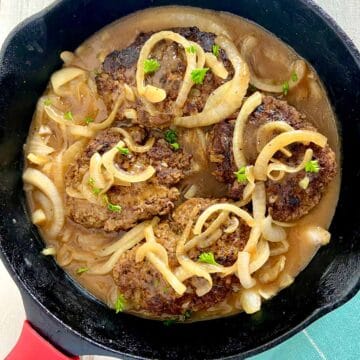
[113, 198, 250, 316]
[65, 127, 192, 231]
[207, 96, 337, 222]
[96, 27, 233, 128]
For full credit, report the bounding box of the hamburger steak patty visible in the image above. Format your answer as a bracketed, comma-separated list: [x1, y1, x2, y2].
[65, 127, 192, 231]
[113, 198, 250, 316]
[207, 96, 337, 222]
[96, 27, 233, 128]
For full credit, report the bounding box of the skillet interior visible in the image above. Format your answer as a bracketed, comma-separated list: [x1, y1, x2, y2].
[0, 0, 359, 359]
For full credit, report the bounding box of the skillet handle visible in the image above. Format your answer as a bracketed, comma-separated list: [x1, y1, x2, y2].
[5, 320, 80, 360]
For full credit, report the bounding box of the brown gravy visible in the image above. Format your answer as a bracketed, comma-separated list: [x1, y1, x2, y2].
[25, 6, 340, 321]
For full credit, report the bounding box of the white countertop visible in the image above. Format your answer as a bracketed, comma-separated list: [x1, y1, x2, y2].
[0, 1, 359, 359]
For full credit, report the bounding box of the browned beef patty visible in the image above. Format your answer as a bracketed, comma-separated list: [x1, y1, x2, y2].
[113, 198, 249, 316]
[207, 96, 337, 222]
[96, 27, 232, 128]
[65, 127, 192, 231]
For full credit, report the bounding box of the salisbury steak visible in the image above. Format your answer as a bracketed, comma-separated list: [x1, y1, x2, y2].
[113, 198, 250, 316]
[65, 127, 192, 231]
[207, 96, 337, 222]
[96, 27, 233, 128]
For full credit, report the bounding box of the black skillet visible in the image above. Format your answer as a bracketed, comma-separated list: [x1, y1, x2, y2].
[0, 0, 359, 359]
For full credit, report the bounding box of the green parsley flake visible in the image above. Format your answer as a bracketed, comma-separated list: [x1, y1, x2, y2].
[108, 203, 122, 212]
[186, 45, 197, 54]
[291, 72, 298, 82]
[171, 142, 180, 151]
[114, 294, 126, 313]
[144, 59, 160, 74]
[198, 252, 218, 265]
[88, 177, 95, 186]
[85, 116, 94, 125]
[44, 98, 52, 106]
[234, 166, 248, 183]
[191, 68, 209, 85]
[305, 159, 320, 173]
[282, 81, 290, 96]
[164, 129, 178, 144]
[102, 194, 122, 212]
[64, 111, 73, 121]
[163, 319, 176, 326]
[212, 44, 220, 57]
[88, 177, 102, 195]
[116, 146, 130, 155]
[76, 267, 89, 275]
[183, 310, 192, 320]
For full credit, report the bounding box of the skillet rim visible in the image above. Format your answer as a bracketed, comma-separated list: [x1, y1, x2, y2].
[0, 0, 359, 358]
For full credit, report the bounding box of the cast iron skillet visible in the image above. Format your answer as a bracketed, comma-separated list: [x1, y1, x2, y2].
[0, 0, 359, 359]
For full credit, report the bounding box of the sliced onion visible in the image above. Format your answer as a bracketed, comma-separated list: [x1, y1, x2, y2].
[233, 91, 263, 168]
[256, 121, 294, 156]
[241, 36, 307, 93]
[102, 140, 155, 183]
[270, 239, 289, 256]
[224, 216, 239, 234]
[184, 211, 229, 251]
[32, 209, 46, 225]
[258, 255, 286, 284]
[267, 148, 313, 182]
[89, 94, 124, 131]
[23, 168, 64, 237]
[194, 203, 255, 235]
[176, 210, 213, 296]
[240, 289, 261, 314]
[254, 130, 327, 180]
[174, 35, 250, 128]
[204, 52, 228, 79]
[236, 251, 256, 289]
[136, 31, 197, 106]
[27, 153, 49, 165]
[249, 240, 270, 274]
[261, 215, 287, 243]
[111, 128, 155, 153]
[51, 67, 86, 96]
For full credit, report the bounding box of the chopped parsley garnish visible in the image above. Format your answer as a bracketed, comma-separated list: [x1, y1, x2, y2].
[282, 81, 290, 96]
[144, 59, 160, 74]
[171, 142, 180, 151]
[92, 187, 101, 196]
[76, 267, 89, 275]
[234, 166, 248, 183]
[108, 203, 122, 212]
[102, 194, 122, 213]
[43, 98, 52, 106]
[191, 68, 209, 85]
[291, 72, 298, 82]
[186, 45, 197, 54]
[164, 129, 178, 144]
[183, 310, 192, 320]
[212, 44, 220, 57]
[64, 111, 73, 121]
[88, 177, 101, 195]
[116, 146, 131, 155]
[163, 319, 176, 326]
[164, 129, 180, 150]
[305, 159, 320, 173]
[114, 294, 126, 313]
[84, 116, 94, 125]
[299, 176, 310, 190]
[198, 252, 218, 265]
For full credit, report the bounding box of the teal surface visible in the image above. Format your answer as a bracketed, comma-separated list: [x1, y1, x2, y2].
[249, 293, 360, 360]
